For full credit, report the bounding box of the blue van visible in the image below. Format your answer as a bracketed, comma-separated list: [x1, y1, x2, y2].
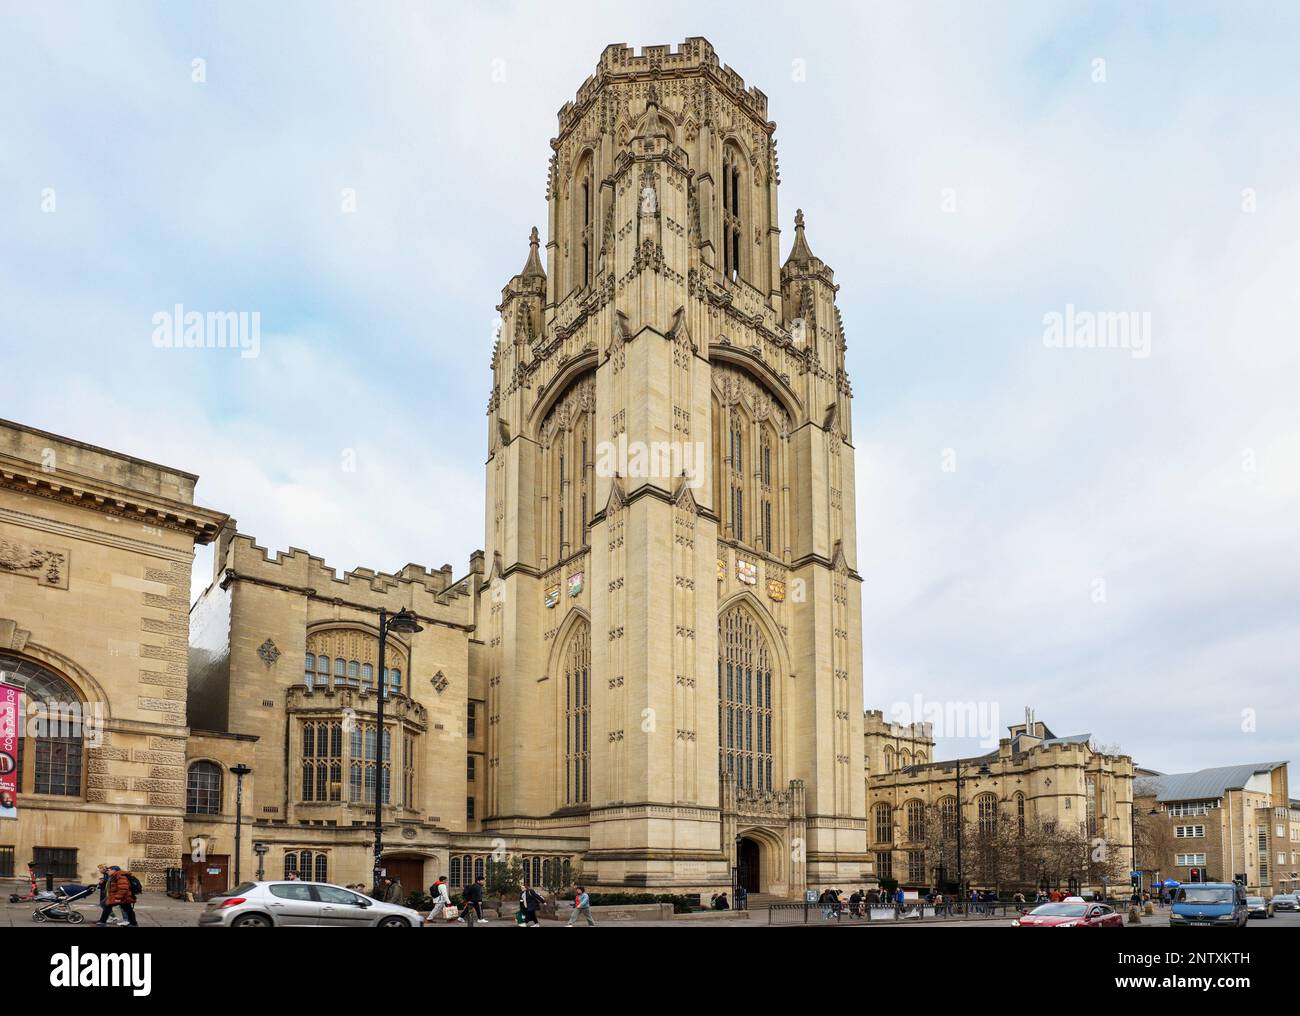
[1170, 883, 1248, 927]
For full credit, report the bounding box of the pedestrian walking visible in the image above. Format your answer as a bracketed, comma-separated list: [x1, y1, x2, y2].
[566, 886, 596, 926]
[520, 882, 544, 926]
[98, 865, 140, 927]
[463, 875, 487, 925]
[425, 876, 453, 923]
[93, 864, 117, 926]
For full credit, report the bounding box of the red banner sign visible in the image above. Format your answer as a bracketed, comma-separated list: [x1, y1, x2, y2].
[0, 682, 18, 819]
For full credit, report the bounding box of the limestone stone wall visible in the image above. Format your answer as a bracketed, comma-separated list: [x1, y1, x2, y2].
[0, 419, 225, 889]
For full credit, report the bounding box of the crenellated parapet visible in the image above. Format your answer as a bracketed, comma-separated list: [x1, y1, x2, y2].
[215, 532, 478, 626]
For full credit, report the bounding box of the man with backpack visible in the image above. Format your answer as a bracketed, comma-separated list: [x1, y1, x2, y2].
[425, 876, 454, 923]
[99, 865, 140, 927]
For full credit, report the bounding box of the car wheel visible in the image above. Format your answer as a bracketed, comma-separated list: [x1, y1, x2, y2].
[67, 911, 85, 925]
[378, 916, 410, 928]
[233, 914, 273, 928]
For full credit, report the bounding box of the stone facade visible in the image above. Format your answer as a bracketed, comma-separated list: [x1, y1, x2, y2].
[477, 37, 866, 895]
[0, 418, 225, 889]
[1, 39, 872, 901]
[865, 714, 1136, 895]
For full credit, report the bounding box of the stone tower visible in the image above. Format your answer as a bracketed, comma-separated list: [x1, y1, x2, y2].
[476, 38, 867, 895]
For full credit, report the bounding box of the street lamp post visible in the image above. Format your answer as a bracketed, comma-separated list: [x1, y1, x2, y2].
[230, 763, 252, 885]
[372, 607, 423, 897]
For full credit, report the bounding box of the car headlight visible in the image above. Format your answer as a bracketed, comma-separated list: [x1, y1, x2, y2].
[1011, 919, 1021, 927]
[1169, 913, 1183, 920]
[1218, 914, 1234, 920]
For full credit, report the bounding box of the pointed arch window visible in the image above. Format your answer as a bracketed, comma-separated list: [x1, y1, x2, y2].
[562, 621, 590, 805]
[938, 796, 958, 840]
[573, 153, 595, 292]
[717, 606, 775, 792]
[977, 793, 999, 834]
[722, 142, 745, 281]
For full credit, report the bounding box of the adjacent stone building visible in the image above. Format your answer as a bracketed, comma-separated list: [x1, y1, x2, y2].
[865, 712, 1136, 894]
[0, 418, 225, 889]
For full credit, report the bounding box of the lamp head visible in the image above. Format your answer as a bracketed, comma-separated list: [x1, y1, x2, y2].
[388, 608, 423, 634]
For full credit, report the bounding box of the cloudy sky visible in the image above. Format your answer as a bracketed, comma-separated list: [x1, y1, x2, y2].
[3, 1, 1297, 774]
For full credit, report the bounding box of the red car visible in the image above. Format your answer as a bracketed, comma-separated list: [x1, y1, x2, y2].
[1014, 901, 1124, 927]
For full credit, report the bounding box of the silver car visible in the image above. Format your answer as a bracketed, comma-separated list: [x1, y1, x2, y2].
[198, 881, 424, 927]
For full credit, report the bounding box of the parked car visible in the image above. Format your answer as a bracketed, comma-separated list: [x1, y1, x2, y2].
[1271, 894, 1298, 912]
[1013, 901, 1124, 927]
[198, 881, 424, 927]
[1169, 883, 1248, 927]
[1245, 896, 1274, 919]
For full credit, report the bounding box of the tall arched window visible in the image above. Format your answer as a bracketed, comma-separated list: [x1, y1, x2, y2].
[721, 141, 746, 281]
[562, 620, 590, 805]
[572, 151, 595, 293]
[938, 796, 958, 839]
[1015, 792, 1026, 836]
[718, 605, 775, 792]
[977, 793, 999, 834]
[186, 761, 222, 815]
[882, 746, 895, 774]
[540, 375, 596, 566]
[874, 802, 893, 844]
[0, 654, 85, 798]
[712, 365, 788, 556]
[906, 799, 926, 842]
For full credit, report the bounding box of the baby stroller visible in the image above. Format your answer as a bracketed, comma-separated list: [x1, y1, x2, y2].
[31, 883, 94, 924]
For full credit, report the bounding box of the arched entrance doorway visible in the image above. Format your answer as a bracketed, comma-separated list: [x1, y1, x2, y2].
[380, 854, 429, 897]
[737, 837, 761, 893]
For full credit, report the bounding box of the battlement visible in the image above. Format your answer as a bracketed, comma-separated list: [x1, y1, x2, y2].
[863, 708, 933, 741]
[218, 532, 477, 617]
[557, 37, 769, 135]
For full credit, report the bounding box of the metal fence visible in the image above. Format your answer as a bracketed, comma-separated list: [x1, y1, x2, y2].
[767, 900, 1056, 925]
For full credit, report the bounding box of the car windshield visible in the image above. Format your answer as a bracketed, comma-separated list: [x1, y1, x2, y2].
[1275, 895, 1296, 902]
[1030, 904, 1088, 917]
[1179, 888, 1232, 904]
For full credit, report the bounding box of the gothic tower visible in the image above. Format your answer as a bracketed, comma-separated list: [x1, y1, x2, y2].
[477, 38, 867, 895]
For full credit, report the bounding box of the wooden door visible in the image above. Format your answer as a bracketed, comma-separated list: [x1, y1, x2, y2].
[182, 854, 229, 900]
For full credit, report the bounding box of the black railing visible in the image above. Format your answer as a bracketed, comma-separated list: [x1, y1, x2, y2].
[767, 900, 1051, 925]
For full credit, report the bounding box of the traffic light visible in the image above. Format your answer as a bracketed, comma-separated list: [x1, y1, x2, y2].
[1189, 867, 1201, 883]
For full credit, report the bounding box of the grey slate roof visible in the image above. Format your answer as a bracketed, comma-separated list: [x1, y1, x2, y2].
[1134, 762, 1285, 803]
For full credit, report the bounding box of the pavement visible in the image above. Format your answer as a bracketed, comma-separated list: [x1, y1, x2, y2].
[6, 894, 1299, 929]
